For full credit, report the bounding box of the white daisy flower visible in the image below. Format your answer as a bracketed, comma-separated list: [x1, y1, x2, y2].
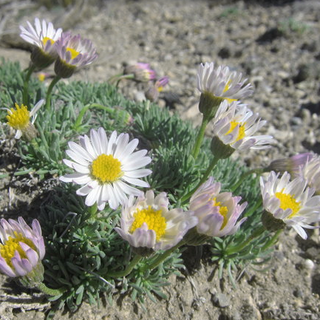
[212, 100, 273, 156]
[299, 154, 320, 194]
[197, 62, 253, 101]
[5, 100, 44, 140]
[60, 128, 152, 210]
[196, 62, 253, 121]
[54, 32, 98, 78]
[20, 18, 62, 52]
[19, 18, 62, 68]
[115, 190, 197, 251]
[260, 171, 320, 239]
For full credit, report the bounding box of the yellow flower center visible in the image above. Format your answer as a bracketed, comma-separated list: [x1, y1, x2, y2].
[223, 81, 237, 103]
[275, 190, 301, 218]
[130, 206, 167, 241]
[42, 36, 54, 46]
[38, 73, 46, 82]
[0, 232, 36, 268]
[225, 121, 246, 141]
[66, 47, 80, 60]
[91, 154, 123, 183]
[6, 104, 30, 130]
[212, 198, 229, 229]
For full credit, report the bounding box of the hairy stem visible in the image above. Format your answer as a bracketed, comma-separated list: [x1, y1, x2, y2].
[107, 254, 143, 278]
[23, 65, 36, 105]
[38, 282, 66, 296]
[45, 75, 62, 110]
[191, 117, 209, 160]
[181, 156, 219, 204]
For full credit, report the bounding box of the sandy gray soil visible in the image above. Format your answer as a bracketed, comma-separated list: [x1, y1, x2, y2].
[1, 0, 320, 319]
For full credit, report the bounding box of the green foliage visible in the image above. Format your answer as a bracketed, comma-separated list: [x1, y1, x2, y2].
[0, 60, 274, 314]
[219, 7, 240, 18]
[40, 185, 122, 312]
[209, 171, 273, 286]
[279, 18, 309, 36]
[0, 58, 45, 110]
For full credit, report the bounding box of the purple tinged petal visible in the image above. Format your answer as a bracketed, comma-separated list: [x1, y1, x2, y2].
[0, 257, 16, 277]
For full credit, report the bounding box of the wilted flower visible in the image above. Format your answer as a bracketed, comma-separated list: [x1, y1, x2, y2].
[60, 128, 152, 210]
[124, 62, 156, 82]
[5, 99, 44, 140]
[211, 101, 273, 158]
[145, 76, 169, 102]
[260, 171, 320, 239]
[115, 190, 197, 252]
[267, 153, 313, 176]
[197, 62, 253, 121]
[54, 32, 98, 78]
[299, 154, 320, 194]
[186, 177, 247, 245]
[19, 18, 63, 69]
[0, 217, 45, 283]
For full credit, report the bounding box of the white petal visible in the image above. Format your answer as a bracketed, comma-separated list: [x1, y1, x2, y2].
[122, 176, 150, 188]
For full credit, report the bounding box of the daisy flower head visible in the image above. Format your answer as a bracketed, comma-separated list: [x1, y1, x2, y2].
[19, 18, 63, 68]
[5, 99, 44, 140]
[124, 62, 156, 82]
[267, 153, 313, 177]
[0, 217, 45, 282]
[145, 76, 169, 102]
[186, 177, 247, 244]
[115, 190, 197, 253]
[299, 154, 320, 194]
[260, 171, 320, 239]
[211, 100, 273, 159]
[54, 32, 98, 78]
[60, 128, 152, 210]
[197, 62, 253, 121]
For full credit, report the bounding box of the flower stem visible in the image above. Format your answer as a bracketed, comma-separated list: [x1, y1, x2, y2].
[38, 282, 66, 296]
[107, 254, 143, 278]
[225, 225, 266, 255]
[230, 168, 265, 193]
[181, 156, 220, 204]
[23, 65, 36, 105]
[107, 74, 135, 87]
[45, 75, 62, 110]
[191, 117, 209, 160]
[140, 240, 186, 273]
[89, 203, 98, 218]
[261, 229, 282, 251]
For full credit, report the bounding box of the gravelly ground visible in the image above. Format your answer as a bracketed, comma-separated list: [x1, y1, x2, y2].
[1, 0, 320, 319]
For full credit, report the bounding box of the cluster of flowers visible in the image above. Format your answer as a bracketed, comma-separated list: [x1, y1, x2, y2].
[1, 18, 320, 294]
[6, 18, 98, 141]
[114, 62, 170, 102]
[20, 18, 98, 77]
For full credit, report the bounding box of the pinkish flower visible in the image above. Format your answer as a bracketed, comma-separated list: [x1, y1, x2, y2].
[124, 62, 156, 82]
[267, 153, 313, 177]
[0, 217, 45, 278]
[189, 177, 247, 239]
[145, 76, 169, 102]
[54, 32, 98, 78]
